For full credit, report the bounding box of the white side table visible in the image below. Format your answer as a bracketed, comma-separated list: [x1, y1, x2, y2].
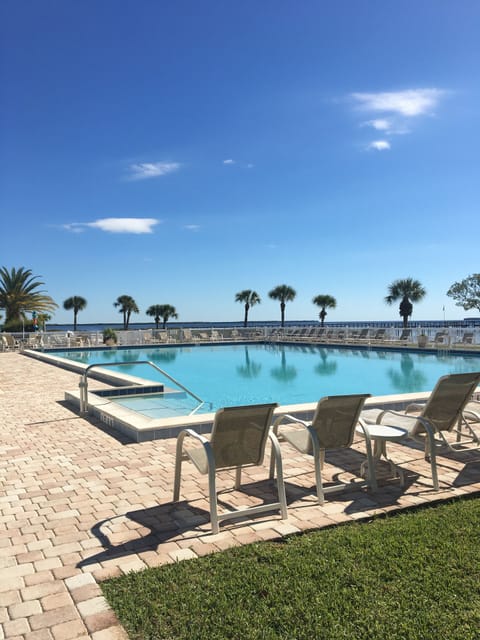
[356, 424, 408, 487]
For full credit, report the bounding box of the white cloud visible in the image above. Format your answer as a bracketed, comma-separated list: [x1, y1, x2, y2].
[351, 88, 445, 117]
[224, 158, 255, 169]
[363, 118, 391, 131]
[64, 218, 160, 234]
[128, 162, 181, 180]
[368, 140, 391, 151]
[183, 224, 200, 231]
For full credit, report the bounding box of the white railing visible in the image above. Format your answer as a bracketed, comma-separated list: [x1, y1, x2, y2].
[8, 324, 480, 351]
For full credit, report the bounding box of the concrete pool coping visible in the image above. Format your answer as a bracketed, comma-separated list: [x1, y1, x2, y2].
[24, 346, 438, 443]
[65, 387, 434, 442]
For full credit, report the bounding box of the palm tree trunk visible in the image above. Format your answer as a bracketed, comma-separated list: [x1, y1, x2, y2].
[244, 304, 249, 327]
[73, 311, 78, 331]
[281, 302, 285, 327]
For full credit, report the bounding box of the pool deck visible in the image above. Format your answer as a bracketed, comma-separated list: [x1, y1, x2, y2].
[1, 352, 480, 640]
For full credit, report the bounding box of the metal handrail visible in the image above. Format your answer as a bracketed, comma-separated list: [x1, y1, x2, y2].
[79, 360, 206, 416]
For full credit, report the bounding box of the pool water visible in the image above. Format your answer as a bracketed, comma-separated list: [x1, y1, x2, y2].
[55, 343, 480, 417]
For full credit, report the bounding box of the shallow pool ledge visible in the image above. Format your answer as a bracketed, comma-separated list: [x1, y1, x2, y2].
[64, 388, 432, 443]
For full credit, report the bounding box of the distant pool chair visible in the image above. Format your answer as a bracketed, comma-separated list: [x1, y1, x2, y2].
[361, 372, 480, 490]
[2, 334, 20, 350]
[387, 329, 412, 345]
[270, 394, 375, 504]
[432, 331, 449, 348]
[173, 403, 287, 534]
[370, 328, 387, 343]
[452, 332, 475, 348]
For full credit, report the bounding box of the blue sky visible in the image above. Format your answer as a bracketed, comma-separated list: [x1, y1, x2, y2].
[1, 1, 479, 324]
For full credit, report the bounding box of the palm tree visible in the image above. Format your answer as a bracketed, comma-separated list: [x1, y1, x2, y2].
[268, 284, 296, 327]
[385, 278, 426, 328]
[63, 296, 87, 331]
[312, 294, 337, 327]
[146, 305, 163, 329]
[0, 266, 58, 329]
[147, 304, 178, 329]
[114, 295, 139, 330]
[235, 289, 261, 327]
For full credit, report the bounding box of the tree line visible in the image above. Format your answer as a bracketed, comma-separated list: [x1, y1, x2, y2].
[1, 266, 480, 331]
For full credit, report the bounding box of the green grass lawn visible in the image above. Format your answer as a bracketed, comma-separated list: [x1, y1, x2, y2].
[101, 497, 480, 640]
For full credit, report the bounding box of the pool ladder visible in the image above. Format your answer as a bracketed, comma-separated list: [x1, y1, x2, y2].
[79, 360, 207, 416]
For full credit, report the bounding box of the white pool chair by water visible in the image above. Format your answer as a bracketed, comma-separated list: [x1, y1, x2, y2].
[370, 328, 387, 343]
[452, 332, 475, 348]
[432, 331, 449, 348]
[2, 334, 20, 350]
[270, 394, 375, 503]
[173, 403, 287, 534]
[351, 328, 370, 343]
[386, 329, 412, 345]
[361, 372, 480, 490]
[182, 328, 199, 343]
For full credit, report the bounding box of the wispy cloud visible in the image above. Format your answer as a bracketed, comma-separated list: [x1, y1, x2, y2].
[183, 224, 201, 232]
[350, 87, 447, 151]
[351, 88, 446, 117]
[368, 140, 391, 151]
[63, 218, 161, 234]
[127, 162, 181, 180]
[362, 118, 410, 136]
[363, 118, 391, 131]
[223, 158, 254, 169]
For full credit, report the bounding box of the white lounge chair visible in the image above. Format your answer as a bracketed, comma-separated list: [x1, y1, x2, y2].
[173, 403, 287, 533]
[270, 394, 375, 503]
[361, 372, 480, 490]
[452, 332, 475, 348]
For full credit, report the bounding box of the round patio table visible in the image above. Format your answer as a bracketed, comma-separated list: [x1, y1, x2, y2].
[356, 423, 408, 487]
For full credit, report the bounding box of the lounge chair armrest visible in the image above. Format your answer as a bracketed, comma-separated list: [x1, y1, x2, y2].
[405, 402, 426, 414]
[273, 413, 310, 433]
[410, 415, 436, 439]
[356, 418, 374, 445]
[375, 409, 415, 424]
[177, 428, 209, 445]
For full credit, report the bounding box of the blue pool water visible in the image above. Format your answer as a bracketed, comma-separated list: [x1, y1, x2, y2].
[54, 343, 480, 417]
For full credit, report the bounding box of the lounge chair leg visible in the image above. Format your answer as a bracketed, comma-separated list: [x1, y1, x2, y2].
[208, 464, 219, 534]
[269, 433, 288, 520]
[429, 441, 439, 491]
[173, 434, 185, 502]
[309, 431, 324, 505]
[235, 466, 242, 490]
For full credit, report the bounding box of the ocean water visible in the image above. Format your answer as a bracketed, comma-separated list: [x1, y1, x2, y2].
[46, 318, 479, 332]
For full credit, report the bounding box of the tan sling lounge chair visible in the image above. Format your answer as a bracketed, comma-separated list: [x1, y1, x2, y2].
[270, 394, 375, 503]
[361, 372, 480, 490]
[173, 403, 288, 533]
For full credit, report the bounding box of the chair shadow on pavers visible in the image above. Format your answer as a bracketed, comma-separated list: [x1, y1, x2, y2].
[279, 446, 418, 515]
[77, 502, 212, 568]
[77, 477, 292, 569]
[444, 454, 480, 487]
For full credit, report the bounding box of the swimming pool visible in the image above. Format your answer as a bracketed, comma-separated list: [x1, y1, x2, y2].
[53, 343, 480, 415]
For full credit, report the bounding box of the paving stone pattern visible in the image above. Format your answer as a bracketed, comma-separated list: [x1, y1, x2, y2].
[1, 352, 480, 639]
